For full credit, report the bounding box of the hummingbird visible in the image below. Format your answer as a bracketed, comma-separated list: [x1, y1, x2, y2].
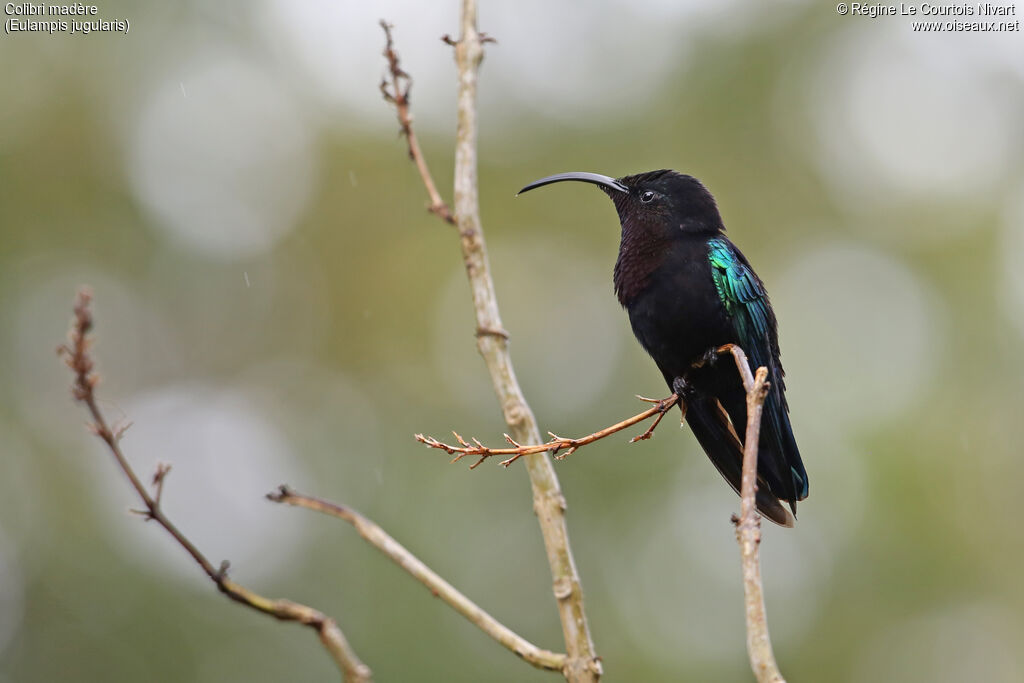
[519, 170, 808, 526]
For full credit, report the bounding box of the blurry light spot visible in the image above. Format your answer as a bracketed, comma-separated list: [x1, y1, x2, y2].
[619, 476, 836, 663]
[129, 55, 314, 259]
[482, 4, 682, 126]
[773, 243, 943, 431]
[616, 486, 750, 664]
[234, 358, 384, 506]
[92, 384, 311, 584]
[432, 239, 623, 422]
[257, 0, 454, 130]
[810, 27, 1019, 222]
[258, 0, 740, 130]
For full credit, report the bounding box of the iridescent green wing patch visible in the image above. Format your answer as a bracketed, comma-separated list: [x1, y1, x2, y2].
[707, 237, 772, 373]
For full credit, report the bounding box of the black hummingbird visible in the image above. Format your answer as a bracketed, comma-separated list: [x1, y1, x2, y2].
[518, 170, 808, 526]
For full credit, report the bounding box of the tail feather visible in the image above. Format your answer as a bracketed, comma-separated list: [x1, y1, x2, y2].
[771, 398, 808, 501]
[684, 395, 795, 527]
[715, 378, 807, 509]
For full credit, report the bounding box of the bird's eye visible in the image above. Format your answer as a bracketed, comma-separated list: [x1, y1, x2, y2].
[640, 190, 656, 203]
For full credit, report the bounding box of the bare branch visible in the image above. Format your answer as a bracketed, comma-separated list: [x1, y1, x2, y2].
[453, 2, 601, 678]
[379, 20, 454, 225]
[268, 486, 568, 673]
[720, 346, 787, 683]
[59, 290, 372, 683]
[415, 394, 680, 468]
[380, 6, 601, 679]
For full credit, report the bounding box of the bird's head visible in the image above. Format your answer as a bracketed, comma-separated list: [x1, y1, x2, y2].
[518, 169, 725, 235]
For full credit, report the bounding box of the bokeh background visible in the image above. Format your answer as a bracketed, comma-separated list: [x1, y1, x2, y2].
[2, 1, 1023, 681]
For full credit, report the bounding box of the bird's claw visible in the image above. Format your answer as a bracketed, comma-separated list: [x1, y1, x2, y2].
[700, 346, 720, 367]
[671, 376, 690, 396]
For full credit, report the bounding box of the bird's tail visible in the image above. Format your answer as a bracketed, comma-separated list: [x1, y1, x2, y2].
[684, 395, 796, 527]
[765, 395, 809, 503]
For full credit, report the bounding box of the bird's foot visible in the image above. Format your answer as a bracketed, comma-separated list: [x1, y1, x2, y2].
[700, 346, 721, 368]
[671, 376, 691, 396]
[690, 344, 738, 371]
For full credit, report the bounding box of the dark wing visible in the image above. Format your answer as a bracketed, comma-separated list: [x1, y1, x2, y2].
[707, 238, 808, 503]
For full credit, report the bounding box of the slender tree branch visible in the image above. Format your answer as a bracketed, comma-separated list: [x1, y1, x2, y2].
[417, 344, 757, 470]
[719, 344, 786, 683]
[379, 20, 454, 225]
[268, 486, 568, 673]
[59, 290, 372, 683]
[415, 393, 680, 468]
[379, 6, 602, 679]
[452, 4, 601, 679]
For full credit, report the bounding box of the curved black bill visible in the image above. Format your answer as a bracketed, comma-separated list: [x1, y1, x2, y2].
[517, 172, 627, 196]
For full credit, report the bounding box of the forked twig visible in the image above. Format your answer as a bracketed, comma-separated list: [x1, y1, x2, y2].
[379, 20, 454, 225]
[59, 290, 372, 683]
[417, 343, 756, 470]
[415, 394, 680, 468]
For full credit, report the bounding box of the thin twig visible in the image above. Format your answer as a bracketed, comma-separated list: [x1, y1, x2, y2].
[424, 345, 763, 470]
[268, 486, 568, 673]
[415, 394, 680, 468]
[59, 290, 372, 683]
[380, 6, 602, 679]
[379, 20, 454, 225]
[720, 345, 786, 683]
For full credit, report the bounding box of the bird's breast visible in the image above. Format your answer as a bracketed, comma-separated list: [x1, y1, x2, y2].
[622, 239, 736, 385]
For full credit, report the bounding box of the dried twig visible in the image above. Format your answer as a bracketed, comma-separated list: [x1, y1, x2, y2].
[454, 3, 603, 678]
[59, 290, 372, 683]
[268, 486, 568, 673]
[417, 343, 763, 470]
[380, 4, 601, 679]
[719, 344, 786, 683]
[379, 20, 454, 225]
[415, 394, 680, 468]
